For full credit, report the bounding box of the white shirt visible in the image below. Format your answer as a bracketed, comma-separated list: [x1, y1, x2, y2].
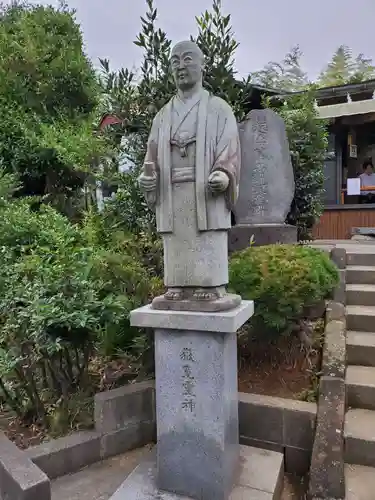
[359, 172, 375, 195]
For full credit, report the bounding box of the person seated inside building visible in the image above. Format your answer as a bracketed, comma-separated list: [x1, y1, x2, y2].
[359, 159, 375, 204]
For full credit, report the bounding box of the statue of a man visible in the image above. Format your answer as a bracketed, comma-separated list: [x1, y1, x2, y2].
[138, 40, 241, 311]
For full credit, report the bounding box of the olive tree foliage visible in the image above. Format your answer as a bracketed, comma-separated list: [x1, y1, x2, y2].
[98, 0, 252, 234]
[0, 1, 108, 217]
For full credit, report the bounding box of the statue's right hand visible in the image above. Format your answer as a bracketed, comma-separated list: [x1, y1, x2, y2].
[138, 173, 157, 192]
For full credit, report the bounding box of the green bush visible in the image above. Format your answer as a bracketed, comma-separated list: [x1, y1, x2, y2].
[229, 244, 339, 337]
[0, 170, 161, 426]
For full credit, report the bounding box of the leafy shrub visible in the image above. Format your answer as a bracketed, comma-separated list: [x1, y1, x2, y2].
[0, 170, 160, 426]
[229, 244, 339, 338]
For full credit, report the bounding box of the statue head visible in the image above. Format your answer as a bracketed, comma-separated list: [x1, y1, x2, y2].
[170, 40, 204, 92]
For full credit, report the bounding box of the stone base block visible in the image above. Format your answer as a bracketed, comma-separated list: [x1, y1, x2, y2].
[109, 445, 284, 500]
[152, 293, 241, 313]
[229, 223, 297, 252]
[130, 301, 254, 334]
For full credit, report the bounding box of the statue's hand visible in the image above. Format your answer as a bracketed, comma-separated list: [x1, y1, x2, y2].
[138, 172, 157, 193]
[208, 171, 229, 194]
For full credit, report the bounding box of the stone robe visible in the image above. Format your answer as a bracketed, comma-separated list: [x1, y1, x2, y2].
[144, 88, 240, 288]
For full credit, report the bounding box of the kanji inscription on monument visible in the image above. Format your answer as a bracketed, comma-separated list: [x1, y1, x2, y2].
[180, 347, 196, 412]
[235, 108, 295, 226]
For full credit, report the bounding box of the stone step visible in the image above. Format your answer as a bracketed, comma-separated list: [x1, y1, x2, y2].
[347, 252, 375, 268]
[347, 331, 375, 367]
[346, 305, 375, 332]
[346, 265, 375, 285]
[109, 445, 284, 500]
[345, 463, 375, 500]
[346, 284, 375, 306]
[346, 365, 375, 410]
[345, 408, 375, 467]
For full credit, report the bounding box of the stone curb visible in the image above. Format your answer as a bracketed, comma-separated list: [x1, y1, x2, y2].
[0, 382, 318, 497]
[0, 431, 51, 500]
[308, 248, 347, 500]
[25, 381, 156, 480]
[238, 393, 317, 476]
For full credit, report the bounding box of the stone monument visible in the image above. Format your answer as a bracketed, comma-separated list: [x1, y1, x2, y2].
[109, 41, 284, 500]
[229, 109, 297, 251]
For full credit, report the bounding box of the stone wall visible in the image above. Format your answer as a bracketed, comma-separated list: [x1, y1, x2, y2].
[308, 248, 347, 500]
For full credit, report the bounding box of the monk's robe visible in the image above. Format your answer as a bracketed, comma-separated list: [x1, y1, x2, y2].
[144, 88, 240, 289]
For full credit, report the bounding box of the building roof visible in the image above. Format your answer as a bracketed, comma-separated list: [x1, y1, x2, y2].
[277, 79, 375, 99]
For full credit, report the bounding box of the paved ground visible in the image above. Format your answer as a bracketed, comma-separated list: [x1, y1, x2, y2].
[51, 446, 152, 500]
[51, 445, 306, 500]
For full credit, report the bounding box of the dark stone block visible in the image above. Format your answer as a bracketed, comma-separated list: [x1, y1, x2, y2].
[26, 431, 101, 480]
[239, 435, 283, 454]
[322, 320, 346, 379]
[345, 436, 375, 468]
[308, 377, 345, 500]
[228, 223, 297, 252]
[283, 405, 316, 450]
[333, 272, 346, 305]
[94, 381, 155, 434]
[330, 248, 347, 269]
[238, 394, 283, 444]
[0, 431, 50, 500]
[284, 446, 311, 476]
[326, 301, 346, 323]
[100, 420, 155, 460]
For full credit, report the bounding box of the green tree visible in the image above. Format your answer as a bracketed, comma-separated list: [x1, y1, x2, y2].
[352, 53, 375, 83]
[268, 87, 328, 239]
[193, 0, 252, 121]
[0, 1, 108, 216]
[318, 45, 375, 87]
[252, 45, 309, 91]
[100, 0, 252, 234]
[318, 45, 354, 87]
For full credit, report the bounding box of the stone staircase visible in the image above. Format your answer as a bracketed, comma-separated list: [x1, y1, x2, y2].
[345, 249, 375, 499]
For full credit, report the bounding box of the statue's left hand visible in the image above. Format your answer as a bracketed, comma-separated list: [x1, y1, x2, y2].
[208, 171, 229, 193]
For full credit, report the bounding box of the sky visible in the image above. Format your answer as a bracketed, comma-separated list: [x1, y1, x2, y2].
[7, 0, 375, 79]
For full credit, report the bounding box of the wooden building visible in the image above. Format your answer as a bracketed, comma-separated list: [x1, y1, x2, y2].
[308, 79, 375, 239]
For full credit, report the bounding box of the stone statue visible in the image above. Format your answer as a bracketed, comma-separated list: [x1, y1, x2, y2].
[138, 40, 241, 311]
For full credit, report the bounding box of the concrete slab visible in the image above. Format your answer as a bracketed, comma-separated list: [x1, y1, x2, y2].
[51, 447, 151, 500]
[345, 463, 375, 500]
[346, 266, 375, 285]
[345, 408, 375, 467]
[0, 431, 50, 500]
[130, 301, 254, 333]
[109, 445, 284, 500]
[347, 331, 375, 367]
[346, 305, 375, 332]
[346, 365, 375, 410]
[346, 284, 375, 306]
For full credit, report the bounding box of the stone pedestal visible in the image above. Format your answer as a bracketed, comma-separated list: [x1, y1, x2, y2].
[112, 302, 254, 500]
[229, 223, 297, 252]
[155, 327, 238, 499]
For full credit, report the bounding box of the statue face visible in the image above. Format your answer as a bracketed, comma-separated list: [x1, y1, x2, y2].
[170, 42, 203, 91]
